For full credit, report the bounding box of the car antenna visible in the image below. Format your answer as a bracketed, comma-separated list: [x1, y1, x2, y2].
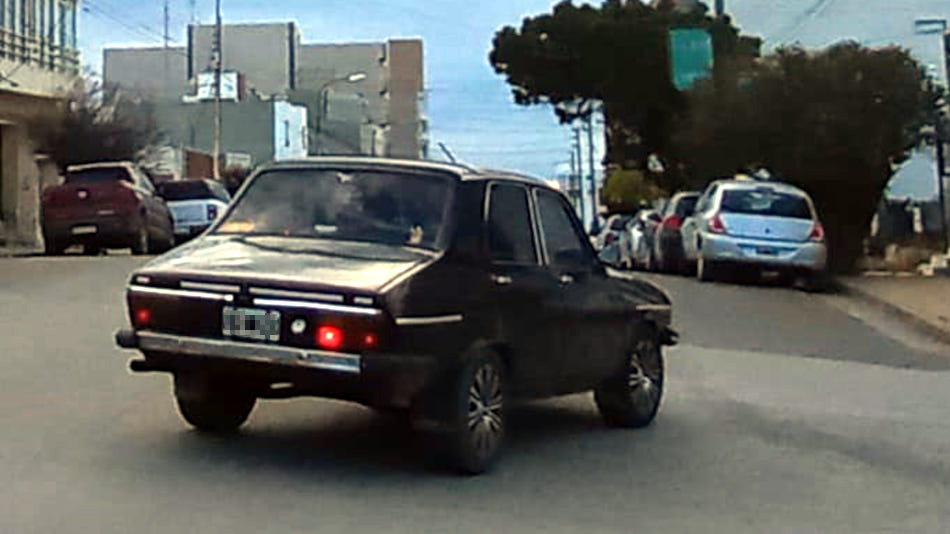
[437, 142, 458, 164]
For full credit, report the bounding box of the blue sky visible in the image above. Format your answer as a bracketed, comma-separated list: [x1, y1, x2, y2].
[80, 0, 950, 194]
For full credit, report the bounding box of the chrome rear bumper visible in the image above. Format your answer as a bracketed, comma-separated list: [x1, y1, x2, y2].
[115, 329, 361, 375]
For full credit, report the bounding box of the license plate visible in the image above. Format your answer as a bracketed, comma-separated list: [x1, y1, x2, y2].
[222, 306, 281, 342]
[756, 246, 777, 256]
[71, 225, 98, 235]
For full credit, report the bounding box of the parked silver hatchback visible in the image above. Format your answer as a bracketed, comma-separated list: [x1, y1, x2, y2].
[681, 180, 827, 287]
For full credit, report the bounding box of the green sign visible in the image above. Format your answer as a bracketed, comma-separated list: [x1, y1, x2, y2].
[669, 28, 713, 91]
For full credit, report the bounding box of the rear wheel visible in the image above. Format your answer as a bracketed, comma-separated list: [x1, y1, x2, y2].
[595, 335, 664, 428]
[697, 256, 718, 282]
[130, 223, 149, 255]
[174, 375, 256, 432]
[44, 238, 64, 256]
[442, 350, 505, 474]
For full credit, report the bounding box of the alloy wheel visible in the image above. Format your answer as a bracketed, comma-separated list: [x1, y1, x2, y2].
[467, 363, 504, 459]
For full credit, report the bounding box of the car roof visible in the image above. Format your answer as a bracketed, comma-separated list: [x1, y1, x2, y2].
[66, 161, 136, 173]
[712, 179, 809, 196]
[258, 157, 558, 192]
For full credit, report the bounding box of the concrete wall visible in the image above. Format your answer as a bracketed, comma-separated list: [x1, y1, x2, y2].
[273, 101, 308, 161]
[103, 47, 189, 102]
[190, 23, 297, 98]
[295, 43, 387, 125]
[386, 39, 425, 159]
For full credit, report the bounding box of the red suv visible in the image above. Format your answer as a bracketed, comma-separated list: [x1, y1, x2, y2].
[41, 162, 175, 255]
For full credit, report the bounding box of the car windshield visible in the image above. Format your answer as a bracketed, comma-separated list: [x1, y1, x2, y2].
[721, 188, 813, 219]
[673, 195, 699, 216]
[215, 168, 453, 250]
[159, 181, 215, 201]
[65, 168, 131, 184]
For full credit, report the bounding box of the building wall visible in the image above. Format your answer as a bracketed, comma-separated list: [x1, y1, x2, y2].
[0, 0, 79, 247]
[103, 47, 188, 102]
[386, 39, 425, 159]
[189, 23, 297, 98]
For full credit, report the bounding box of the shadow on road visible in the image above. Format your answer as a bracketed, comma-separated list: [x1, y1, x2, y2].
[141, 397, 620, 477]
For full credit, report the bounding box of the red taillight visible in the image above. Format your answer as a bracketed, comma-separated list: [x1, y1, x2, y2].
[663, 215, 683, 231]
[605, 233, 617, 245]
[133, 307, 152, 328]
[708, 214, 727, 234]
[810, 222, 825, 242]
[317, 326, 344, 351]
[207, 205, 218, 220]
[362, 333, 378, 349]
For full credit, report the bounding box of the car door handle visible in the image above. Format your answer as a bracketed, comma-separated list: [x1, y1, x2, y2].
[491, 274, 513, 286]
[559, 274, 574, 285]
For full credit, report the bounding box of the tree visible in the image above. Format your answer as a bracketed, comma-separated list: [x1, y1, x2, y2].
[600, 168, 666, 213]
[489, 0, 760, 170]
[34, 77, 158, 170]
[670, 42, 941, 272]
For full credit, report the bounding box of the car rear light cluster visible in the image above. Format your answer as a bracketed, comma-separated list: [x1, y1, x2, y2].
[133, 307, 152, 328]
[810, 222, 825, 242]
[708, 214, 727, 234]
[316, 324, 379, 352]
[663, 215, 683, 231]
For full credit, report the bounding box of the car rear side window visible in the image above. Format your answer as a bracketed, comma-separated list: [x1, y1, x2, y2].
[720, 189, 813, 219]
[675, 195, 699, 216]
[488, 184, 537, 264]
[65, 168, 132, 184]
[160, 181, 216, 201]
[535, 190, 592, 268]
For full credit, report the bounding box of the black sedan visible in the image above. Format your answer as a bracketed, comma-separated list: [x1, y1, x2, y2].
[115, 157, 677, 474]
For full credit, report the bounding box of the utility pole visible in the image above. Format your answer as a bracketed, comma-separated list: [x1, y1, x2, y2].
[569, 151, 578, 209]
[714, 0, 725, 17]
[573, 125, 585, 225]
[586, 110, 598, 234]
[212, 0, 222, 180]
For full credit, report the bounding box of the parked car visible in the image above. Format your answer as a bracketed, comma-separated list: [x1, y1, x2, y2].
[41, 162, 175, 255]
[157, 179, 232, 244]
[593, 214, 633, 251]
[628, 209, 663, 270]
[114, 157, 678, 474]
[652, 191, 700, 273]
[680, 180, 827, 288]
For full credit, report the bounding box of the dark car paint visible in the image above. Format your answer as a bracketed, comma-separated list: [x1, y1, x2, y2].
[118, 159, 674, 410]
[42, 166, 174, 250]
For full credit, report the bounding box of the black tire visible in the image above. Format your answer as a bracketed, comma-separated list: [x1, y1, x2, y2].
[130, 223, 149, 255]
[174, 377, 256, 433]
[44, 238, 64, 256]
[595, 334, 664, 428]
[697, 256, 717, 282]
[443, 350, 506, 475]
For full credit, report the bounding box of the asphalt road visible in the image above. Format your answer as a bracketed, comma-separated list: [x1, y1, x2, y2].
[2, 255, 949, 533]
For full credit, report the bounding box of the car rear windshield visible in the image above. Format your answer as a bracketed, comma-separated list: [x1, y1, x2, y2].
[609, 216, 632, 230]
[673, 195, 699, 216]
[160, 181, 215, 201]
[65, 168, 132, 184]
[720, 189, 813, 219]
[215, 168, 454, 250]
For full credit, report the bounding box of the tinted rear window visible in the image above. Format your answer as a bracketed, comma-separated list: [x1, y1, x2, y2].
[609, 216, 632, 230]
[65, 168, 131, 184]
[720, 189, 812, 219]
[673, 195, 699, 216]
[160, 181, 215, 201]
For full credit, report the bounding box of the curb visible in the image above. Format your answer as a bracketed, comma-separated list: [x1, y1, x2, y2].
[837, 279, 950, 346]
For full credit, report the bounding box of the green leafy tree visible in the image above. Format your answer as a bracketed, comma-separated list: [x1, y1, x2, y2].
[670, 43, 941, 272]
[489, 0, 760, 170]
[34, 77, 158, 170]
[600, 168, 666, 214]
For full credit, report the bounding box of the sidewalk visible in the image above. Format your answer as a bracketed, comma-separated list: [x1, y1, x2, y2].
[838, 274, 950, 344]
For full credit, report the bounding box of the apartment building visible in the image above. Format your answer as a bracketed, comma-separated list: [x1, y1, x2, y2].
[104, 22, 427, 162]
[0, 0, 80, 247]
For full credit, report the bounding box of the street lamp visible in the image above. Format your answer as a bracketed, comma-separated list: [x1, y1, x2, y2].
[316, 71, 367, 140]
[915, 17, 949, 253]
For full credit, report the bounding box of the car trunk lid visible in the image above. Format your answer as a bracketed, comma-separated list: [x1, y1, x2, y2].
[719, 213, 814, 242]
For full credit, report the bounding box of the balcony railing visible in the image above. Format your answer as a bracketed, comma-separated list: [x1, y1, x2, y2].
[0, 27, 79, 74]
